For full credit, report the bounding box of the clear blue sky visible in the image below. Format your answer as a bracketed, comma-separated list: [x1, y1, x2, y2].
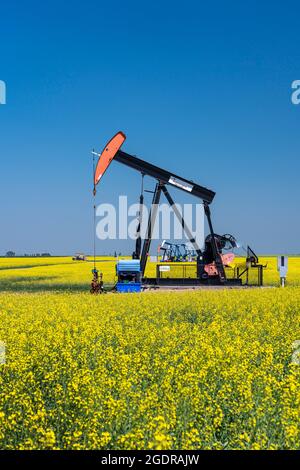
[0, 0, 299, 255]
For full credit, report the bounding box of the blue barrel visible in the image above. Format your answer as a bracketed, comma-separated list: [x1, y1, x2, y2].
[116, 282, 141, 293]
[116, 260, 141, 272]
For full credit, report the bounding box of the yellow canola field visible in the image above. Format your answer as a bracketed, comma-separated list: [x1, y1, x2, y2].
[0, 257, 117, 292]
[0, 256, 299, 292]
[0, 257, 299, 450]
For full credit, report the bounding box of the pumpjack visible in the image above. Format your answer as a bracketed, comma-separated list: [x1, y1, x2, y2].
[93, 131, 260, 288]
[160, 240, 185, 262]
[160, 241, 198, 262]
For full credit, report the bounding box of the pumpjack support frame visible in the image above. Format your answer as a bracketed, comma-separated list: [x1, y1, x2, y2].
[114, 152, 227, 284]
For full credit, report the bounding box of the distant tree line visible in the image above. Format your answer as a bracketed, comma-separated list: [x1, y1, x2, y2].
[4, 252, 51, 257]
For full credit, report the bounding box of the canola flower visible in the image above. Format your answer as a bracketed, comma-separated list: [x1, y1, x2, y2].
[0, 257, 299, 449]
